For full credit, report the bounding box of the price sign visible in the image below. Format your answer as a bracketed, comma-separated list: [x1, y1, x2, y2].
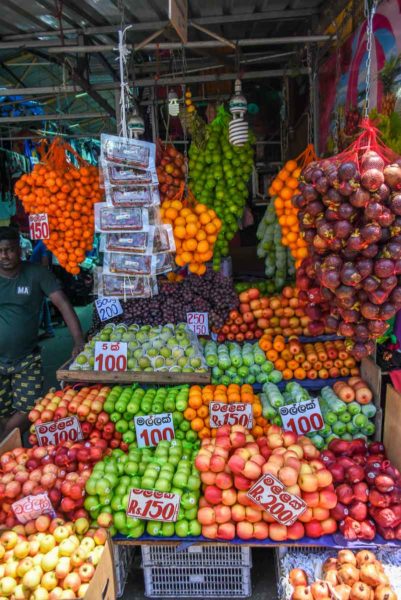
[29, 213, 50, 240]
[127, 488, 180, 522]
[35, 416, 83, 446]
[210, 402, 253, 429]
[12, 493, 55, 524]
[95, 297, 123, 322]
[247, 473, 307, 526]
[135, 413, 175, 448]
[94, 341, 127, 371]
[187, 312, 209, 335]
[279, 398, 324, 436]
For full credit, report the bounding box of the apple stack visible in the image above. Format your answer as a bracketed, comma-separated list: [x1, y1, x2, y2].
[0, 440, 108, 528]
[27, 386, 129, 451]
[323, 438, 401, 541]
[0, 515, 107, 599]
[196, 424, 338, 541]
[289, 549, 397, 600]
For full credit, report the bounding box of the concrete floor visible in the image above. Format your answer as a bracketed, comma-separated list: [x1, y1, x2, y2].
[41, 307, 278, 600]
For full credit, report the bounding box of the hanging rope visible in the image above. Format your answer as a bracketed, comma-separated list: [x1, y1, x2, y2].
[363, 0, 379, 118]
[306, 44, 314, 147]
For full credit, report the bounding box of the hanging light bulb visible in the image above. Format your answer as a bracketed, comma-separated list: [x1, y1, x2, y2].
[168, 90, 180, 116]
[229, 78, 249, 146]
[127, 102, 145, 139]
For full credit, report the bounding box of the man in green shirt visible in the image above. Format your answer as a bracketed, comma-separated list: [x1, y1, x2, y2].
[0, 227, 85, 436]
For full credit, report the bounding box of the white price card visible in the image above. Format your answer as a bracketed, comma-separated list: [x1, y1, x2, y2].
[95, 297, 123, 322]
[247, 473, 307, 527]
[29, 213, 50, 240]
[12, 493, 55, 524]
[187, 312, 209, 335]
[126, 488, 180, 522]
[94, 341, 127, 372]
[279, 398, 324, 436]
[134, 413, 175, 448]
[35, 416, 83, 446]
[209, 402, 253, 429]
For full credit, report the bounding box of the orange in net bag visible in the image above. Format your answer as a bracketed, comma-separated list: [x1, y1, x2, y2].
[269, 144, 317, 267]
[160, 185, 222, 276]
[14, 138, 102, 274]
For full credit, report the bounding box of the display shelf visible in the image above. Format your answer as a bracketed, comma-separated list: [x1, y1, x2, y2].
[113, 533, 401, 548]
[56, 359, 211, 384]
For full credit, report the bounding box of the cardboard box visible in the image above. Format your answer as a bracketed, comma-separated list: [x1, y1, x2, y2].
[384, 384, 401, 472]
[0, 428, 117, 600]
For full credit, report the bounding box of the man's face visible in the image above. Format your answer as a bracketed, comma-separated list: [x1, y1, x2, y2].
[0, 240, 21, 271]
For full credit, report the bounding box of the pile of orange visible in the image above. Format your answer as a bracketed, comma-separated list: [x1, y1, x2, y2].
[14, 138, 101, 274]
[258, 335, 359, 381]
[160, 197, 222, 275]
[183, 384, 269, 440]
[268, 145, 317, 267]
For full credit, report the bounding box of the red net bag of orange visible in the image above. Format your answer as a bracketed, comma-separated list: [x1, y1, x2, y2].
[14, 138, 102, 274]
[295, 119, 401, 359]
[269, 144, 317, 266]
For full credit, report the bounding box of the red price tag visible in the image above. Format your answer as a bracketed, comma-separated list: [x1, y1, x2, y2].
[247, 473, 307, 526]
[187, 312, 209, 335]
[35, 416, 83, 446]
[134, 413, 175, 448]
[127, 488, 180, 522]
[29, 214, 50, 240]
[279, 399, 324, 436]
[12, 493, 55, 524]
[94, 341, 127, 371]
[209, 402, 253, 429]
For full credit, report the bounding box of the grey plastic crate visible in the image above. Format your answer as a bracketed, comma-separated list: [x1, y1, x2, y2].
[142, 544, 252, 568]
[143, 565, 251, 598]
[114, 544, 136, 598]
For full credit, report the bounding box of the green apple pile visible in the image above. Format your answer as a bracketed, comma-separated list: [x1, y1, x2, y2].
[188, 107, 254, 270]
[202, 339, 283, 385]
[103, 384, 198, 444]
[71, 322, 207, 373]
[85, 439, 202, 538]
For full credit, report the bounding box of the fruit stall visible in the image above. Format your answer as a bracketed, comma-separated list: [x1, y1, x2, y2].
[5, 1, 401, 599]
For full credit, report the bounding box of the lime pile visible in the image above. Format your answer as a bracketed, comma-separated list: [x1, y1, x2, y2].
[188, 108, 254, 269]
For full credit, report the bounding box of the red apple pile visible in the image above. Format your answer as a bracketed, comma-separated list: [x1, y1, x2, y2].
[27, 386, 128, 451]
[290, 549, 396, 600]
[0, 515, 107, 599]
[322, 438, 401, 541]
[0, 440, 109, 528]
[195, 424, 338, 541]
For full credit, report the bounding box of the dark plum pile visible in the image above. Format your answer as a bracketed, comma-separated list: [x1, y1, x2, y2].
[295, 145, 401, 359]
[91, 270, 238, 333]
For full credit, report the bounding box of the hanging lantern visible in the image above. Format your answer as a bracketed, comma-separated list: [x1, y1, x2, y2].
[228, 79, 248, 146]
[168, 90, 180, 117]
[127, 104, 145, 139]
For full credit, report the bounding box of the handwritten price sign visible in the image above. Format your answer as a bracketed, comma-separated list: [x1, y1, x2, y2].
[135, 413, 175, 448]
[127, 488, 180, 522]
[12, 493, 55, 524]
[187, 312, 209, 335]
[35, 416, 83, 446]
[210, 402, 253, 429]
[279, 398, 324, 436]
[94, 341, 127, 371]
[95, 297, 123, 322]
[247, 473, 307, 526]
[29, 214, 50, 240]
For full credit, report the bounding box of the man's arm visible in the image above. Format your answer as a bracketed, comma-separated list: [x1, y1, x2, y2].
[49, 290, 85, 356]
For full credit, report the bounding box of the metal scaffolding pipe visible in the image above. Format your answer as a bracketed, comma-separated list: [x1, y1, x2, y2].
[0, 112, 108, 124]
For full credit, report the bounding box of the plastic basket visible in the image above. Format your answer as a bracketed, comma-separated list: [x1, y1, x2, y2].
[114, 544, 136, 598]
[143, 565, 252, 598]
[142, 545, 252, 568]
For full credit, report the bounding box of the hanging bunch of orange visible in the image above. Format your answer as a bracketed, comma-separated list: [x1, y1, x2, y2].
[160, 192, 222, 276]
[183, 384, 269, 440]
[14, 138, 101, 275]
[268, 144, 317, 267]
